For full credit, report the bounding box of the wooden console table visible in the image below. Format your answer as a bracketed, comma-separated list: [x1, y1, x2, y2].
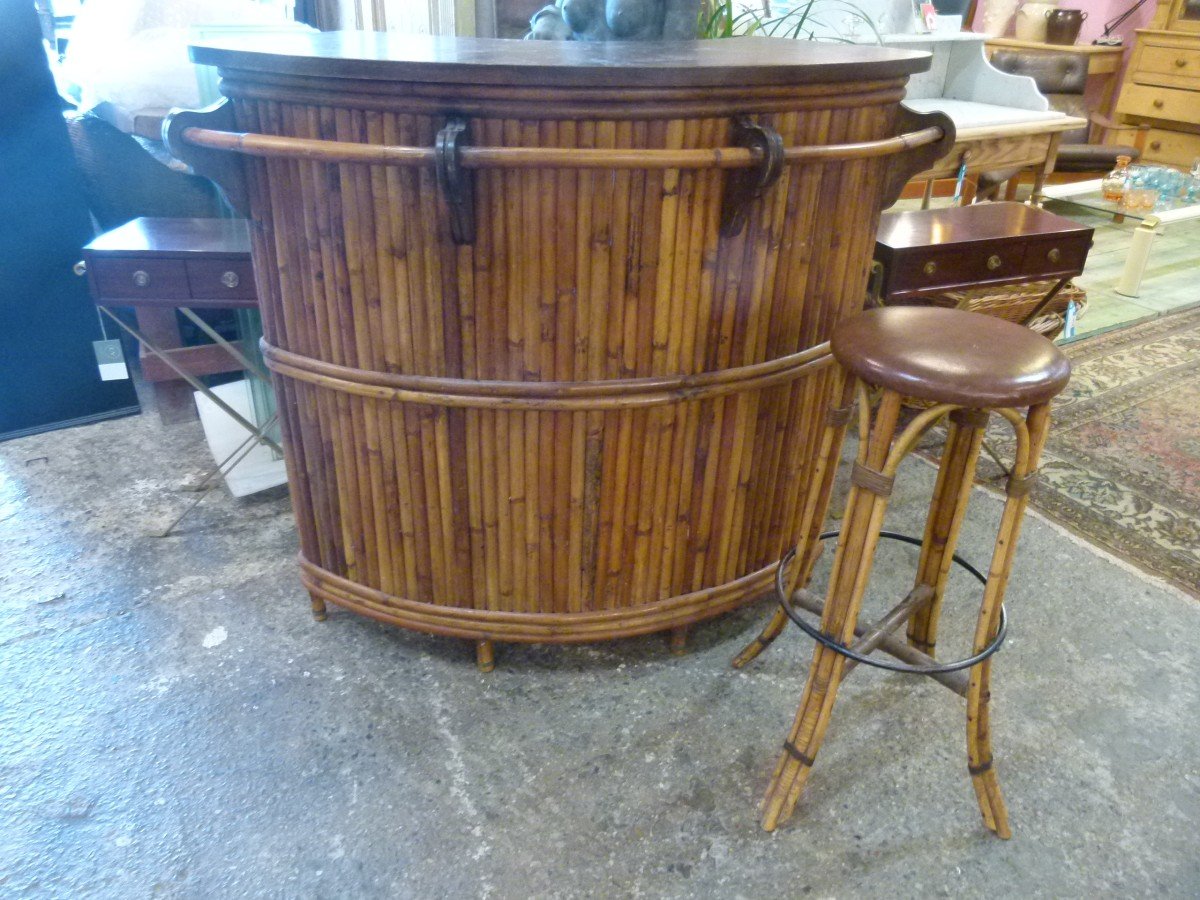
[82, 217, 257, 421]
[906, 115, 1086, 206]
[871, 202, 1094, 319]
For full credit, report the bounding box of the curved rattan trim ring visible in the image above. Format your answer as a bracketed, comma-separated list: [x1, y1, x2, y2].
[262, 340, 834, 411]
[181, 125, 945, 170]
[299, 555, 776, 643]
[775, 532, 1008, 675]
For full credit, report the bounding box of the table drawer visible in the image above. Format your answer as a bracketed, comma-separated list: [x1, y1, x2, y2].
[1117, 83, 1200, 127]
[890, 245, 1025, 294]
[1143, 127, 1200, 167]
[1132, 42, 1200, 90]
[1021, 237, 1089, 276]
[185, 258, 257, 300]
[90, 257, 190, 300]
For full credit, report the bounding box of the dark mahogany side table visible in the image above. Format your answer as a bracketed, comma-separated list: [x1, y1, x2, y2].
[871, 202, 1094, 325]
[81, 217, 258, 423]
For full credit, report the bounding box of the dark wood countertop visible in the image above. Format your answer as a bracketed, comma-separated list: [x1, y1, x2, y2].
[189, 33, 932, 88]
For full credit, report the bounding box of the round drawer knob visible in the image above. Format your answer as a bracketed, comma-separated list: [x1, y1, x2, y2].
[923, 260, 937, 275]
[1150, 140, 1162, 151]
[72, 260, 87, 277]
[132, 270, 151, 288]
[1175, 58, 1188, 68]
[1153, 99, 1165, 109]
[986, 255, 1002, 271]
[221, 270, 240, 289]
[1047, 248, 1061, 263]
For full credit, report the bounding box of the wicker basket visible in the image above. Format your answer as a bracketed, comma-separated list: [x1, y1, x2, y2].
[930, 279, 1088, 340]
[894, 279, 1087, 411]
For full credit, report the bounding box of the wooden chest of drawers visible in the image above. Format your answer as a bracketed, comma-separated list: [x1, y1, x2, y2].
[1117, 27, 1200, 167]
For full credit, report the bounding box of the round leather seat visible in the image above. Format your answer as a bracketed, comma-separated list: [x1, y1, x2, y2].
[831, 307, 1071, 408]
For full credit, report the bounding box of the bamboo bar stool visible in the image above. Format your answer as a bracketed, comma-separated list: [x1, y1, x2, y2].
[734, 306, 1070, 836]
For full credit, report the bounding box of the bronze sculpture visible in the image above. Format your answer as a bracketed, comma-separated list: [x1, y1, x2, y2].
[526, 0, 702, 41]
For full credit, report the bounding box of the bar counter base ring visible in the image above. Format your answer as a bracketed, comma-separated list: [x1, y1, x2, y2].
[298, 554, 781, 647]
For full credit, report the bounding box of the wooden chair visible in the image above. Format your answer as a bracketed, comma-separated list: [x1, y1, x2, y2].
[734, 306, 1071, 835]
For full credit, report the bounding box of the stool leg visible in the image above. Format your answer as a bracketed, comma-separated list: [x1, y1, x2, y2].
[733, 374, 855, 669]
[761, 390, 903, 832]
[966, 403, 1051, 839]
[731, 539, 822, 669]
[907, 409, 987, 655]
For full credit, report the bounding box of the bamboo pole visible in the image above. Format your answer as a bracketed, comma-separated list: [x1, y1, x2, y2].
[181, 125, 944, 169]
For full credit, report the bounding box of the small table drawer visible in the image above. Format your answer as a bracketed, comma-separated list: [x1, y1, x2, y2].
[890, 245, 1025, 294]
[1021, 238, 1089, 277]
[185, 258, 257, 300]
[90, 257, 190, 300]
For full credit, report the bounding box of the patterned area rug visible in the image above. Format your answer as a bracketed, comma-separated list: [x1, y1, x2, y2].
[971, 306, 1200, 598]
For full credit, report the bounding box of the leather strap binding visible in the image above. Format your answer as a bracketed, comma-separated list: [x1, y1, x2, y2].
[783, 740, 815, 767]
[1006, 471, 1039, 498]
[968, 757, 994, 776]
[851, 461, 894, 497]
[950, 407, 990, 429]
[826, 404, 854, 428]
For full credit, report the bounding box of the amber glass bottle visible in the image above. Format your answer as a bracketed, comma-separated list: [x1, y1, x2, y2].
[1102, 155, 1133, 202]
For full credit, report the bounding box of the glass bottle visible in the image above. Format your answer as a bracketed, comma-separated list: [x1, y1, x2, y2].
[1102, 155, 1132, 203]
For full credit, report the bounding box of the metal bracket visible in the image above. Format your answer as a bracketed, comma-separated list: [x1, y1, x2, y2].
[162, 99, 250, 217]
[719, 116, 785, 238]
[436, 117, 475, 245]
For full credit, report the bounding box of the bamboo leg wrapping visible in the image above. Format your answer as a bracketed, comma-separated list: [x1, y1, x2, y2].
[966, 403, 1050, 839]
[907, 411, 987, 654]
[760, 390, 902, 832]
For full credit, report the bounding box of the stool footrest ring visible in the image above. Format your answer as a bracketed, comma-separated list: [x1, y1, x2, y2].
[775, 531, 1007, 675]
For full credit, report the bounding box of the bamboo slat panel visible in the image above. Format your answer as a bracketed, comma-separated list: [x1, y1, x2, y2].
[215, 62, 927, 644]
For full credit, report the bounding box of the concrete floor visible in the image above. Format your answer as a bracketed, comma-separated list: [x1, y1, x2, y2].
[2, 410, 1199, 898]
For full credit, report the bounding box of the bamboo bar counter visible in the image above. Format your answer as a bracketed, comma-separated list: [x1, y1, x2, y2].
[166, 34, 953, 663]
